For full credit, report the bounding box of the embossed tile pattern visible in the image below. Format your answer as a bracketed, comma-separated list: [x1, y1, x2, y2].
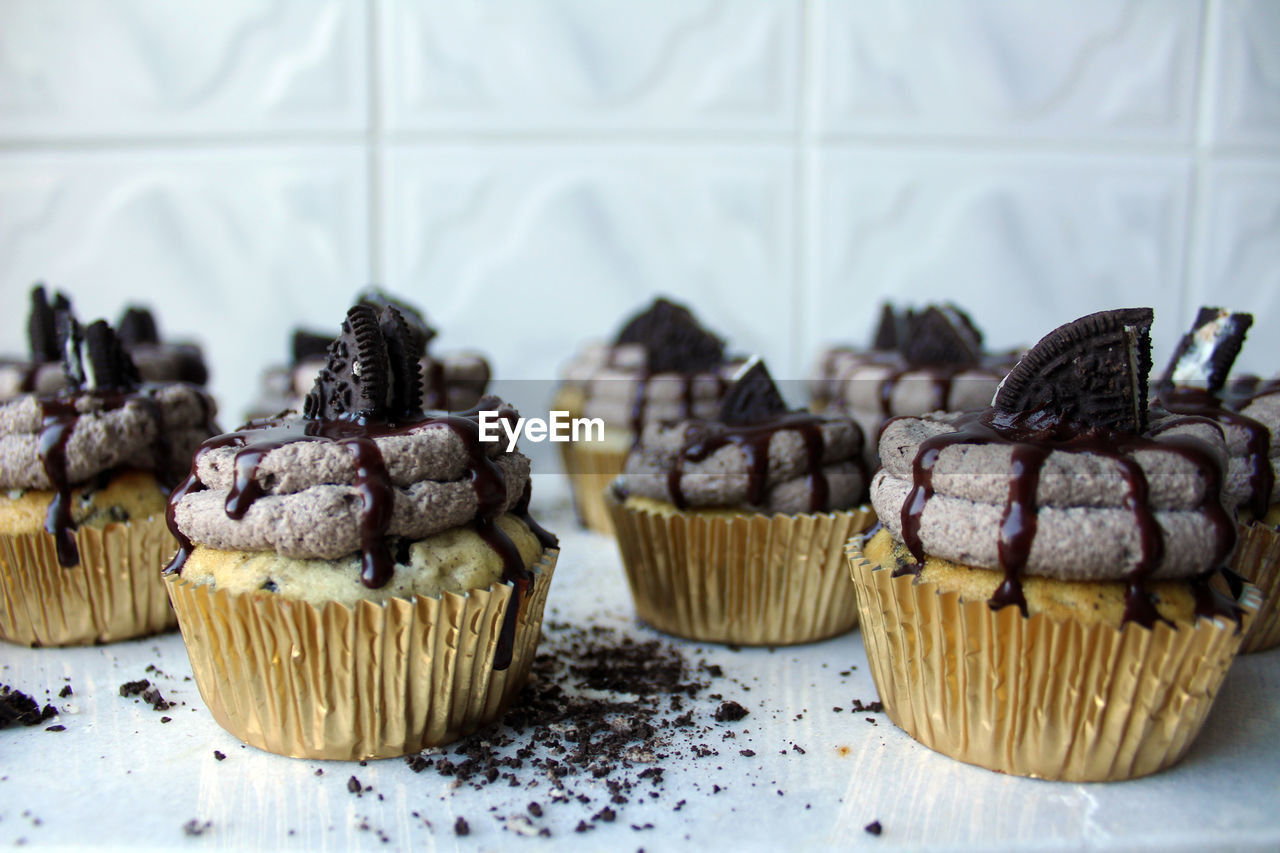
[0, 149, 370, 421]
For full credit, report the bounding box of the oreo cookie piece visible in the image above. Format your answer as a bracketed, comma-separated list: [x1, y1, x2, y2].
[291, 329, 333, 365]
[871, 303, 898, 351]
[357, 287, 436, 353]
[304, 304, 425, 421]
[1159, 307, 1253, 395]
[56, 311, 85, 389]
[28, 285, 71, 363]
[117, 306, 160, 346]
[614, 297, 725, 374]
[897, 305, 983, 367]
[993, 308, 1154, 433]
[379, 306, 426, 417]
[83, 320, 141, 392]
[719, 357, 788, 426]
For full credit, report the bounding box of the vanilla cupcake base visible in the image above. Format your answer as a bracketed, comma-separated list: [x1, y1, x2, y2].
[0, 515, 177, 646]
[847, 541, 1258, 782]
[1233, 519, 1280, 653]
[165, 547, 557, 760]
[608, 493, 875, 645]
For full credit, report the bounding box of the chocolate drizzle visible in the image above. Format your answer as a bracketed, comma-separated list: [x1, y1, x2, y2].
[661, 359, 844, 513]
[167, 299, 553, 671]
[898, 408, 1236, 626]
[1157, 386, 1275, 521]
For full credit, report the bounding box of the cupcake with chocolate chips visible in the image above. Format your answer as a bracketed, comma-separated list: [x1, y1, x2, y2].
[1154, 308, 1280, 652]
[164, 302, 557, 760]
[810, 303, 1021, 454]
[0, 304, 218, 646]
[556, 297, 743, 533]
[246, 288, 489, 420]
[607, 358, 874, 645]
[850, 308, 1257, 782]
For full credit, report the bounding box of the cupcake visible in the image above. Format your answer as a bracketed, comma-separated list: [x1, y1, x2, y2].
[852, 308, 1256, 782]
[810, 303, 1021, 454]
[246, 288, 489, 420]
[0, 286, 209, 400]
[556, 297, 743, 533]
[1154, 308, 1280, 652]
[0, 304, 218, 646]
[164, 302, 557, 760]
[608, 357, 874, 645]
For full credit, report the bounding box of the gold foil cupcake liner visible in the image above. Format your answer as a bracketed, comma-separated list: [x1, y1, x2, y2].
[847, 542, 1259, 782]
[0, 516, 177, 646]
[165, 548, 558, 760]
[560, 440, 629, 535]
[608, 494, 876, 645]
[1232, 520, 1280, 653]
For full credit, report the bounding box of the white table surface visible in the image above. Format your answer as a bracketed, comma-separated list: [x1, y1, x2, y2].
[3, 478, 1279, 853]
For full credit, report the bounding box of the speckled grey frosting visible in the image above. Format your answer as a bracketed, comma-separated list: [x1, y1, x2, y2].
[870, 412, 1236, 581]
[0, 383, 215, 489]
[1222, 390, 1280, 510]
[171, 415, 532, 560]
[559, 342, 742, 430]
[620, 415, 866, 514]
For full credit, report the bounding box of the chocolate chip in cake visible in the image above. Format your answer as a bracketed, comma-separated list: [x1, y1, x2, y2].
[614, 297, 726, 374]
[1158, 307, 1253, 395]
[993, 307, 1154, 433]
[897, 304, 983, 368]
[717, 358, 788, 426]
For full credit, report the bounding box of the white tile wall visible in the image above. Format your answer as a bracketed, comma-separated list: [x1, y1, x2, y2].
[0, 0, 1276, 425]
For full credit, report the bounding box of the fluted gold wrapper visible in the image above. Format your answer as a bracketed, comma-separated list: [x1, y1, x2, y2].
[847, 543, 1259, 782]
[1233, 520, 1280, 653]
[608, 494, 876, 645]
[560, 440, 629, 535]
[0, 516, 177, 646]
[165, 547, 558, 760]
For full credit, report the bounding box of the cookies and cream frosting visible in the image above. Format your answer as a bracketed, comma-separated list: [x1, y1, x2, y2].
[868, 307, 1242, 628]
[558, 297, 742, 434]
[617, 358, 868, 514]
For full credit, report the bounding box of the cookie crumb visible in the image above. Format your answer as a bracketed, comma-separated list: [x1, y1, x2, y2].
[454, 817, 470, 836]
[865, 820, 883, 836]
[213, 750, 226, 761]
[183, 819, 212, 837]
[714, 701, 748, 722]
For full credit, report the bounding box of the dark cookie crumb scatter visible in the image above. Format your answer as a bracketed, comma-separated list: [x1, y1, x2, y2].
[714, 701, 749, 723]
[865, 820, 883, 836]
[0, 685, 58, 729]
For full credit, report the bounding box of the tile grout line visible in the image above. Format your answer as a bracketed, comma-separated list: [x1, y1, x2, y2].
[790, 0, 814, 384]
[1181, 0, 1217, 328]
[367, 0, 384, 285]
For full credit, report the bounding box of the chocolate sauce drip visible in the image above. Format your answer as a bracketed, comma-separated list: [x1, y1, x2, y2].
[164, 401, 550, 671]
[513, 479, 558, 551]
[899, 409, 1234, 626]
[1158, 386, 1275, 519]
[667, 413, 830, 513]
[1190, 571, 1246, 625]
[37, 402, 80, 567]
[33, 386, 203, 569]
